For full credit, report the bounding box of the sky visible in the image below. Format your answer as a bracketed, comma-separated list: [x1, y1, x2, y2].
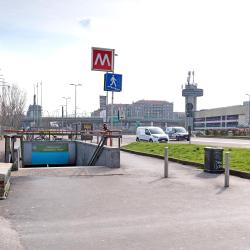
[0, 0, 250, 117]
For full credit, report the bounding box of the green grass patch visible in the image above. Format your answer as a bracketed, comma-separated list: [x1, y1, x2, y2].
[122, 142, 250, 173]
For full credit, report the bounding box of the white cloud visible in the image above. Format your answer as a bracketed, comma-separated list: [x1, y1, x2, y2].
[79, 18, 91, 29]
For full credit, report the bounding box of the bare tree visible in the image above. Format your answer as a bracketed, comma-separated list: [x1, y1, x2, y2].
[0, 84, 26, 129]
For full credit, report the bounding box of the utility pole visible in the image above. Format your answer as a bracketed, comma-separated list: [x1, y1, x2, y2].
[40, 81, 43, 116]
[246, 94, 250, 126]
[36, 83, 39, 127]
[33, 84, 36, 127]
[62, 97, 71, 118]
[60, 105, 64, 129]
[69, 84, 82, 119]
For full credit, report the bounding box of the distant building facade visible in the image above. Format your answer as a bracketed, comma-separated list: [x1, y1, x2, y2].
[194, 101, 250, 130]
[91, 99, 185, 132]
[107, 100, 174, 121]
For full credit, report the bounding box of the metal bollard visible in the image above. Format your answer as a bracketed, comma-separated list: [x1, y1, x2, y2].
[224, 152, 230, 187]
[164, 147, 168, 178]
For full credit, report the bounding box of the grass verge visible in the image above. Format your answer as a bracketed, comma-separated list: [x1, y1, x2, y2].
[122, 142, 250, 173]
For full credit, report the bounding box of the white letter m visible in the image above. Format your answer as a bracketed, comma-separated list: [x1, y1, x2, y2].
[94, 53, 111, 66]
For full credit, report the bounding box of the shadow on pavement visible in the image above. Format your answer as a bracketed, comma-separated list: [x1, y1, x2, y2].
[196, 171, 222, 179]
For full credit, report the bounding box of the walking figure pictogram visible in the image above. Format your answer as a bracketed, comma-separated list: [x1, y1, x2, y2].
[110, 75, 117, 89]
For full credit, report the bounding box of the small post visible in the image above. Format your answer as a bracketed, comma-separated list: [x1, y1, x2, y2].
[10, 136, 15, 163]
[109, 131, 113, 147]
[20, 135, 24, 167]
[164, 147, 168, 178]
[4, 136, 10, 163]
[188, 125, 191, 144]
[224, 152, 230, 188]
[118, 135, 121, 148]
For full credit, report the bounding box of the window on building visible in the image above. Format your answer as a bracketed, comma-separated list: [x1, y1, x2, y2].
[227, 115, 239, 120]
[194, 123, 205, 127]
[227, 122, 238, 127]
[206, 116, 221, 122]
[194, 117, 205, 122]
[206, 122, 221, 127]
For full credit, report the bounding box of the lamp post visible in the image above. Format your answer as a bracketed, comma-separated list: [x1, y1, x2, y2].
[246, 94, 250, 127]
[62, 97, 71, 118]
[69, 84, 82, 119]
[60, 105, 64, 129]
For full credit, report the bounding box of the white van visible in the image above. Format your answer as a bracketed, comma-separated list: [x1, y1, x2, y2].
[136, 126, 169, 142]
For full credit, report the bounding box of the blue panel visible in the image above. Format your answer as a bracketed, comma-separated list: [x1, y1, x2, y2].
[32, 152, 69, 165]
[104, 73, 122, 92]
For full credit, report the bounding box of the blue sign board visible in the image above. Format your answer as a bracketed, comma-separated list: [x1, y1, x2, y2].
[104, 73, 122, 92]
[31, 143, 69, 165]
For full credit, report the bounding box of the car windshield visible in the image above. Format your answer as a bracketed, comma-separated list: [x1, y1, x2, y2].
[175, 127, 187, 133]
[149, 127, 165, 134]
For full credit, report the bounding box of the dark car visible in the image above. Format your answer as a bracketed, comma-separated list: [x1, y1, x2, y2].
[165, 127, 189, 141]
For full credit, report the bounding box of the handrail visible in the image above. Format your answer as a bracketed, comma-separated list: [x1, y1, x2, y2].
[3, 129, 122, 147]
[88, 136, 107, 166]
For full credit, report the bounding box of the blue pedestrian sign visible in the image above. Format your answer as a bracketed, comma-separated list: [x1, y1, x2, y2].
[104, 73, 122, 92]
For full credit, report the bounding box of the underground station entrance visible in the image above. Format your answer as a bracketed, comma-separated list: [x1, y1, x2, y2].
[4, 129, 122, 169]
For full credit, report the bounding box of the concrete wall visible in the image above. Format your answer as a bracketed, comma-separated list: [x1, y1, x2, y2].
[22, 140, 120, 168]
[0, 163, 12, 199]
[76, 141, 120, 168]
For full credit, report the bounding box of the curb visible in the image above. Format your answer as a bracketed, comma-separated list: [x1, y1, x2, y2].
[121, 148, 250, 180]
[199, 135, 250, 140]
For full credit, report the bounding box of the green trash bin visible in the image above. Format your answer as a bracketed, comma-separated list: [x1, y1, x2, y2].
[204, 147, 224, 173]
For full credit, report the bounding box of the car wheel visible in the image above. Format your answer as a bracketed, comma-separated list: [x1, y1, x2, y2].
[149, 139, 153, 142]
[136, 137, 140, 142]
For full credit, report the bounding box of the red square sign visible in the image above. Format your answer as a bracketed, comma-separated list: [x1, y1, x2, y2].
[91, 47, 114, 72]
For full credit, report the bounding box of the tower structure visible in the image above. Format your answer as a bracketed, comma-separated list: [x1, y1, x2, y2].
[182, 71, 203, 131]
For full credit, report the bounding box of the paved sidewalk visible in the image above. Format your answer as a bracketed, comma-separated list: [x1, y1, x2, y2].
[0, 151, 250, 249]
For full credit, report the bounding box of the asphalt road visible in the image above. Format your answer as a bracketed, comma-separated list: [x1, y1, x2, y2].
[121, 135, 250, 148]
[1, 152, 250, 249]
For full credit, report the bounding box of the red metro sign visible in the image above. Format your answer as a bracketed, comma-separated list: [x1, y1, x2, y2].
[91, 47, 114, 72]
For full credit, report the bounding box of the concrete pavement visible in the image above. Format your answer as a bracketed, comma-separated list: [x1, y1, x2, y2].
[1, 151, 250, 249]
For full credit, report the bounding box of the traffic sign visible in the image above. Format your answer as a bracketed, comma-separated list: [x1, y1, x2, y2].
[104, 73, 122, 92]
[91, 47, 114, 71]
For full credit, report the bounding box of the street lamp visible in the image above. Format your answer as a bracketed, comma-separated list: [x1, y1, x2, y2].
[69, 84, 82, 119]
[246, 94, 250, 126]
[62, 97, 71, 118]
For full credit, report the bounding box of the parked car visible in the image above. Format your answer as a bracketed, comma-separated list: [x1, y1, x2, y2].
[136, 126, 169, 142]
[165, 126, 189, 141]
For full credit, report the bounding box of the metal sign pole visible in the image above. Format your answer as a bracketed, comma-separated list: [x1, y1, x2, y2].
[106, 91, 108, 123]
[111, 50, 115, 130]
[111, 91, 114, 130]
